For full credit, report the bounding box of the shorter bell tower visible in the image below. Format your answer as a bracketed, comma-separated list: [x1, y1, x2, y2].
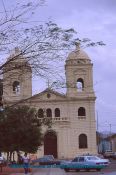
[3, 48, 32, 104]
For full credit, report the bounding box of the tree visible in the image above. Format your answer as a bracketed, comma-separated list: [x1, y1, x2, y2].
[0, 105, 44, 160]
[0, 1, 105, 111]
[0, 1, 105, 80]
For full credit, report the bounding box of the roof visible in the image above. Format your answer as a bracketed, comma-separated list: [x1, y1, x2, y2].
[11, 88, 67, 106]
[9, 87, 95, 107]
[29, 88, 66, 100]
[4, 47, 31, 70]
[67, 43, 90, 60]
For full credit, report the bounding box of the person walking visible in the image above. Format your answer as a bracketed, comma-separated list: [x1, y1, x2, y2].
[22, 153, 30, 174]
[0, 153, 4, 172]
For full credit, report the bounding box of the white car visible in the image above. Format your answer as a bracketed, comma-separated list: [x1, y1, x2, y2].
[61, 155, 110, 172]
[83, 156, 110, 166]
[104, 150, 114, 158]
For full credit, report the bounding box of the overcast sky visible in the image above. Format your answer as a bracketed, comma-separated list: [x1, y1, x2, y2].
[1, 0, 116, 132]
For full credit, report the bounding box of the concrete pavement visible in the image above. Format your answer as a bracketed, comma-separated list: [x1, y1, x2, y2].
[10, 168, 66, 175]
[33, 168, 65, 175]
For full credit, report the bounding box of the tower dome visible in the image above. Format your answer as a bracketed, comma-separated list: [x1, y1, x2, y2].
[6, 47, 31, 71]
[67, 43, 90, 60]
[3, 47, 32, 103]
[8, 47, 27, 62]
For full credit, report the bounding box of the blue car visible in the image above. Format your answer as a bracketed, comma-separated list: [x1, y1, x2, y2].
[32, 155, 61, 165]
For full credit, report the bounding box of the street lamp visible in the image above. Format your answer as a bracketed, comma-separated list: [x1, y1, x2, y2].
[109, 124, 112, 151]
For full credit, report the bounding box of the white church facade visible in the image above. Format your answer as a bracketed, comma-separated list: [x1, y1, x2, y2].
[3, 45, 97, 159]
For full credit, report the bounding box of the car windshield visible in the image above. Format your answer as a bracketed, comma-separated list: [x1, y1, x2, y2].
[43, 155, 54, 160]
[86, 156, 100, 160]
[39, 157, 51, 162]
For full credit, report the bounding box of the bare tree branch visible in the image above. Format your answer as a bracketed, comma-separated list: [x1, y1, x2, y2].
[0, 1, 105, 100]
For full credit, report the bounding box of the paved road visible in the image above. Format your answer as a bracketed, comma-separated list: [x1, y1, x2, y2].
[32, 168, 66, 175]
[10, 168, 116, 175]
[10, 159, 116, 175]
[10, 168, 65, 175]
[11, 168, 116, 175]
[60, 159, 116, 175]
[33, 160, 116, 175]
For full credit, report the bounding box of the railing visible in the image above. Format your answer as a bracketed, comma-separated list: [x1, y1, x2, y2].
[78, 116, 86, 120]
[52, 117, 70, 122]
[38, 117, 70, 122]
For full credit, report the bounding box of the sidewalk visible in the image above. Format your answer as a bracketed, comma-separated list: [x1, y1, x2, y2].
[0, 166, 25, 175]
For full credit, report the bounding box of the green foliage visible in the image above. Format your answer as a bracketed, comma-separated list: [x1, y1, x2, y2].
[0, 105, 43, 153]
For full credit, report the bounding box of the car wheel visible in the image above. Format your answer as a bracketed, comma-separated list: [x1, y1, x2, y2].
[64, 168, 69, 172]
[96, 169, 101, 172]
[86, 169, 90, 172]
[75, 169, 80, 172]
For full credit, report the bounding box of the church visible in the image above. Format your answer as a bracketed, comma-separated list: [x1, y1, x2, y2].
[3, 44, 97, 159]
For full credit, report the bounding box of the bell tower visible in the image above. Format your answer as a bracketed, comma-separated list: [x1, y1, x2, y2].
[65, 44, 97, 155]
[3, 48, 32, 104]
[65, 43, 95, 98]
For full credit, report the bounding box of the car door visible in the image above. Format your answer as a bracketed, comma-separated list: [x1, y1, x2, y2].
[77, 157, 86, 168]
[78, 157, 85, 163]
[70, 157, 79, 169]
[71, 157, 85, 168]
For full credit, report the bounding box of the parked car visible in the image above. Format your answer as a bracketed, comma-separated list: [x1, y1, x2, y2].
[112, 152, 116, 159]
[103, 150, 114, 158]
[61, 155, 110, 172]
[32, 155, 61, 165]
[42, 155, 54, 160]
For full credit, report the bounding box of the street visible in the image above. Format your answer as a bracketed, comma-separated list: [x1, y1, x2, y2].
[25, 159, 116, 175]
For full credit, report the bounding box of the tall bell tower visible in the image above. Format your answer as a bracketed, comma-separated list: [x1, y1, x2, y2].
[3, 48, 32, 105]
[65, 43, 97, 155]
[65, 43, 95, 98]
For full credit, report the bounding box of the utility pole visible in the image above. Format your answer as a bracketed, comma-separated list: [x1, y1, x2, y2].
[109, 124, 111, 135]
[109, 124, 112, 151]
[96, 111, 100, 153]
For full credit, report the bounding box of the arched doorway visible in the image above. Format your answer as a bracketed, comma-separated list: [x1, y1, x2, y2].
[44, 131, 57, 158]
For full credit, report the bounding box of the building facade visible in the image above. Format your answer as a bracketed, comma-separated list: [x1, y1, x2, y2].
[3, 45, 97, 159]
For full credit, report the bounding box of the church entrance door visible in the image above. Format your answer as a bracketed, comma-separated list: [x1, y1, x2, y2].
[44, 131, 57, 158]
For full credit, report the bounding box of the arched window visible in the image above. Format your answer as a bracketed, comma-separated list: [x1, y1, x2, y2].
[47, 108, 52, 117]
[38, 109, 44, 118]
[13, 81, 20, 94]
[78, 107, 86, 116]
[55, 108, 60, 117]
[79, 134, 88, 148]
[0, 96, 3, 109]
[77, 78, 84, 91]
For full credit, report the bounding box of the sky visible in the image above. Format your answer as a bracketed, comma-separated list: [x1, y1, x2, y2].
[1, 0, 116, 132]
[33, 0, 116, 133]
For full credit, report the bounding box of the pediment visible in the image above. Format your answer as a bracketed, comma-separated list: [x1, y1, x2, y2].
[28, 88, 66, 102]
